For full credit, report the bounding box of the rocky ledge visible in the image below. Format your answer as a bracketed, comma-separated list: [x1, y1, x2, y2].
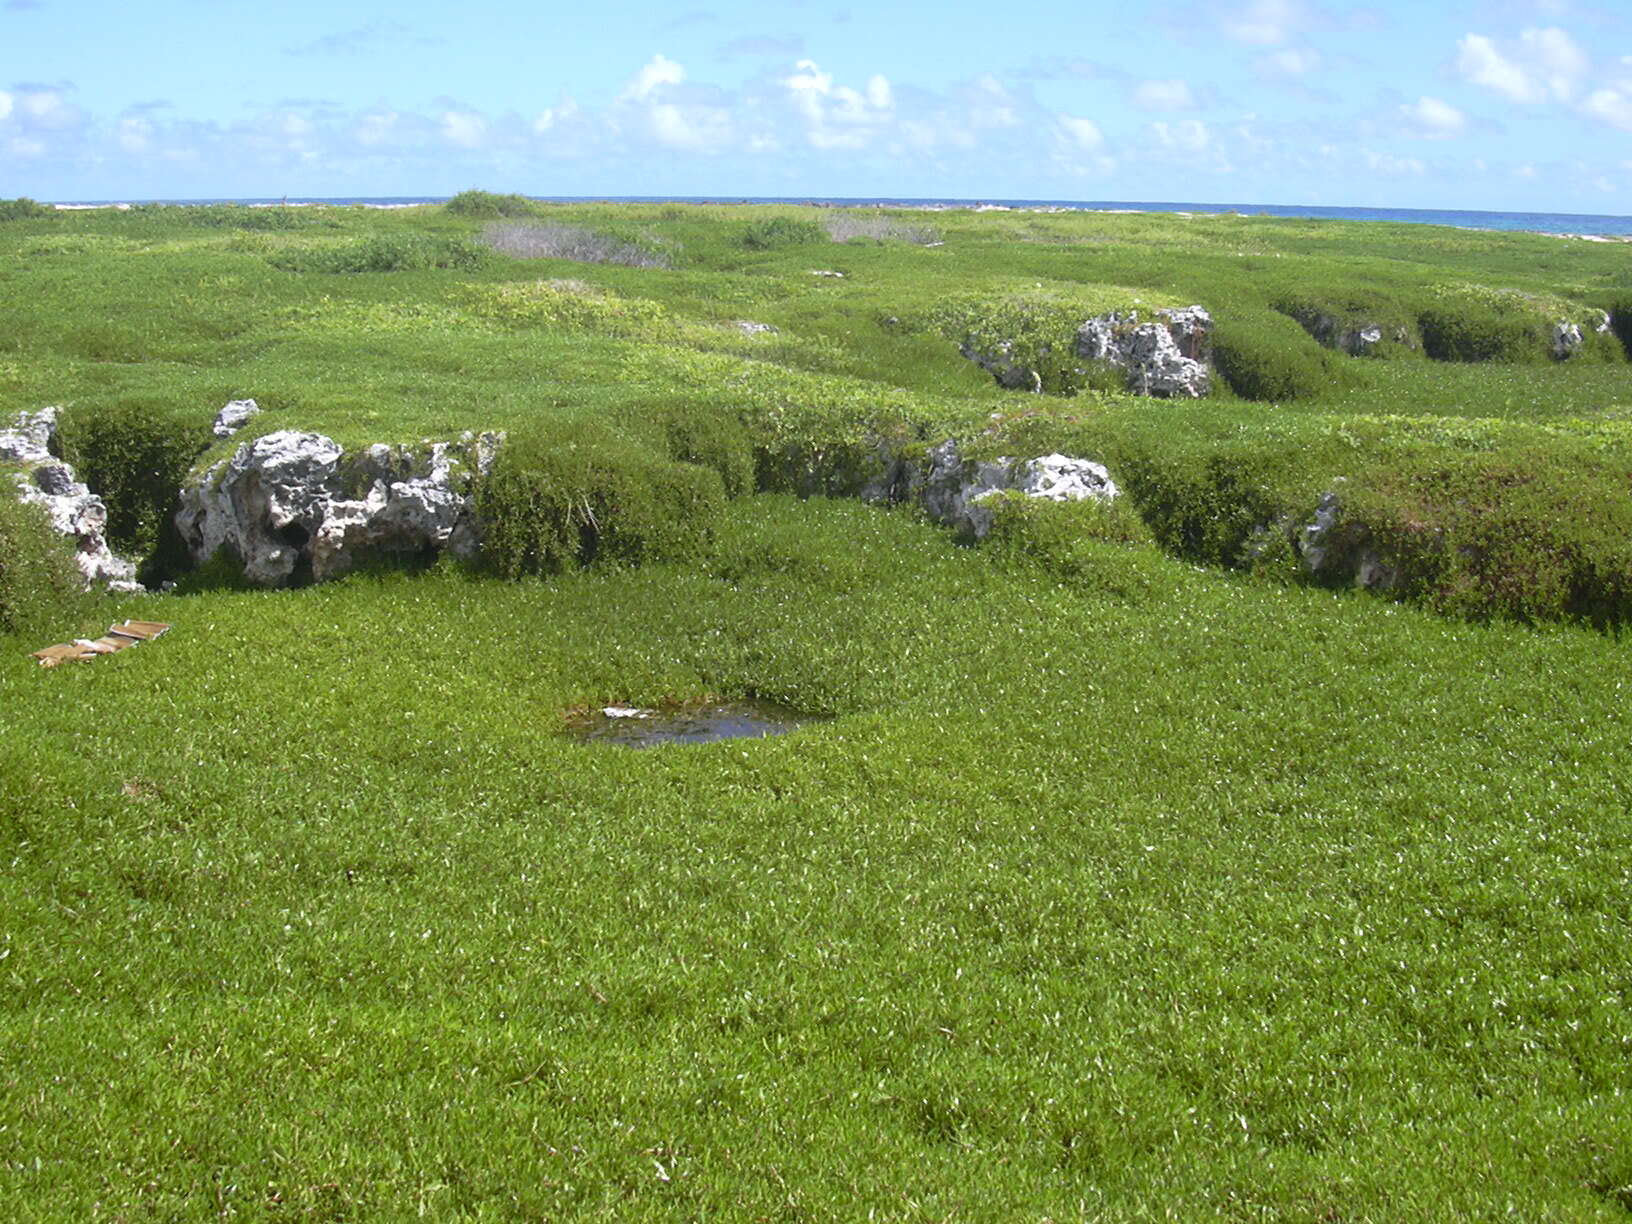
[960, 305, 1213, 399]
[0, 407, 144, 594]
[177, 428, 502, 586]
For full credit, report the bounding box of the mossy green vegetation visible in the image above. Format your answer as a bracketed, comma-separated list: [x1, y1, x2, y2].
[5, 200, 1632, 1216]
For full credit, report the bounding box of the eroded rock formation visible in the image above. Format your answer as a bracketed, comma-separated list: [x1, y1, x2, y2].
[1, 407, 144, 594]
[1074, 306, 1213, 398]
[176, 429, 502, 586]
[887, 439, 1120, 538]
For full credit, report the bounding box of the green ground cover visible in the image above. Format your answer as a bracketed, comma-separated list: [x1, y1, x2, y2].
[4, 200, 1632, 1217]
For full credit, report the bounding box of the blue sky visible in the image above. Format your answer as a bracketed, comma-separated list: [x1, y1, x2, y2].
[3, 0, 1630, 211]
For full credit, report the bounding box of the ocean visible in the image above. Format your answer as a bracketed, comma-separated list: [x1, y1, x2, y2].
[51, 196, 1632, 238]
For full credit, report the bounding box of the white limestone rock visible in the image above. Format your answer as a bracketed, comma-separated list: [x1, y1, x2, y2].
[1552, 320, 1585, 360]
[2, 407, 143, 594]
[212, 398, 262, 437]
[176, 429, 503, 587]
[1074, 306, 1213, 398]
[909, 439, 1119, 538]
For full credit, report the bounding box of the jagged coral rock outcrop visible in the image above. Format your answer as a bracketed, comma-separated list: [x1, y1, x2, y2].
[1074, 306, 1213, 398]
[1, 407, 144, 594]
[904, 439, 1120, 538]
[176, 429, 502, 587]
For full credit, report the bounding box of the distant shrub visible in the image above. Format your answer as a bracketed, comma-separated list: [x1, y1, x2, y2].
[131, 204, 313, 231]
[56, 397, 211, 579]
[269, 234, 485, 273]
[1212, 311, 1348, 401]
[0, 197, 53, 222]
[823, 213, 941, 245]
[740, 217, 826, 251]
[0, 495, 88, 638]
[445, 189, 535, 218]
[480, 221, 672, 268]
[1417, 301, 1545, 363]
[476, 421, 725, 577]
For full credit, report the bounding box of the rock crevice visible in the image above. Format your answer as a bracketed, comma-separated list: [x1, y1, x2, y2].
[1, 407, 144, 594]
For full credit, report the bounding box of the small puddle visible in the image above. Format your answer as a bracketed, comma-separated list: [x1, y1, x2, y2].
[565, 699, 822, 749]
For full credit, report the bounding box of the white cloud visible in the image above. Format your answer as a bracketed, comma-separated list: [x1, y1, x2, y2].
[1364, 149, 1425, 175]
[441, 110, 486, 148]
[782, 58, 895, 149]
[1222, 0, 1305, 46]
[621, 54, 685, 103]
[1456, 27, 1588, 103]
[1399, 96, 1467, 139]
[356, 110, 398, 146]
[1257, 47, 1321, 78]
[1056, 114, 1104, 150]
[1582, 87, 1632, 131]
[117, 116, 151, 153]
[1134, 79, 1196, 111]
[534, 98, 579, 133]
[649, 101, 732, 151]
[1152, 119, 1210, 152]
[0, 91, 11, 123]
[964, 75, 1019, 128]
[13, 88, 80, 131]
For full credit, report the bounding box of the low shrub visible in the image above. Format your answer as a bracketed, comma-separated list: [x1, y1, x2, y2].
[1338, 448, 1632, 624]
[0, 495, 88, 637]
[740, 217, 826, 251]
[1417, 300, 1547, 363]
[56, 397, 211, 578]
[610, 400, 757, 500]
[129, 204, 315, 231]
[480, 221, 671, 268]
[980, 493, 1168, 601]
[269, 234, 485, 274]
[1212, 311, 1349, 401]
[458, 280, 671, 336]
[445, 189, 535, 218]
[476, 421, 725, 577]
[0, 197, 53, 222]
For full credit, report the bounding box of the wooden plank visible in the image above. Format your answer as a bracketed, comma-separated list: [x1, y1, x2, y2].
[31, 621, 173, 666]
[112, 620, 171, 640]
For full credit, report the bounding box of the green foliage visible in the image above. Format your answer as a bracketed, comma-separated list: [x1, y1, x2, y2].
[980, 492, 1168, 601]
[126, 203, 316, 231]
[269, 233, 485, 273]
[457, 279, 671, 335]
[740, 216, 826, 250]
[56, 397, 211, 579]
[0, 495, 88, 637]
[1213, 310, 1351, 400]
[1270, 290, 1420, 357]
[480, 220, 674, 268]
[444, 188, 536, 218]
[1338, 446, 1632, 624]
[0, 197, 53, 222]
[1418, 298, 1549, 363]
[8, 499, 1632, 1216]
[1605, 297, 1632, 359]
[475, 419, 725, 576]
